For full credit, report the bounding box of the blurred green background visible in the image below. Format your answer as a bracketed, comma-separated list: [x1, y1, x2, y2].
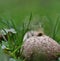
[0, 0, 60, 24]
[0, 0, 60, 41]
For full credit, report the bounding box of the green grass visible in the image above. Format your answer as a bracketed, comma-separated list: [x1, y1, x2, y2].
[0, 13, 60, 61]
[0, 0, 60, 61]
[0, 14, 33, 61]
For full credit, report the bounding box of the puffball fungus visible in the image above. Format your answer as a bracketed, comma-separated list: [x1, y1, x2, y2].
[21, 35, 60, 61]
[23, 30, 44, 42]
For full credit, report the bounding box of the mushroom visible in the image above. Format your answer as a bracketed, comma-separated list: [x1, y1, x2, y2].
[23, 29, 44, 42]
[21, 31, 60, 61]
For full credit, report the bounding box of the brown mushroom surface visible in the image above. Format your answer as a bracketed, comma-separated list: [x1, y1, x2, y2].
[21, 35, 60, 61]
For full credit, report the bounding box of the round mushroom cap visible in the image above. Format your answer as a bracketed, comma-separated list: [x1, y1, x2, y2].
[21, 35, 60, 61]
[23, 30, 44, 42]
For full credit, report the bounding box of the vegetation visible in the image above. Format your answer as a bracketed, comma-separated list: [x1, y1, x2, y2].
[0, 13, 60, 61]
[0, 0, 60, 61]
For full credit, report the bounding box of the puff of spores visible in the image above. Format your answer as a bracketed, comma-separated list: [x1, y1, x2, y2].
[21, 35, 60, 61]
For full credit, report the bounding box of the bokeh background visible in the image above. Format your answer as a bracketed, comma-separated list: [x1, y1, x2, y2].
[0, 0, 60, 42]
[0, 0, 60, 24]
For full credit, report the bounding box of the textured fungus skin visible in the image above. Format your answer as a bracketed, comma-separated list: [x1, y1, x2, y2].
[21, 35, 60, 61]
[23, 30, 44, 42]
